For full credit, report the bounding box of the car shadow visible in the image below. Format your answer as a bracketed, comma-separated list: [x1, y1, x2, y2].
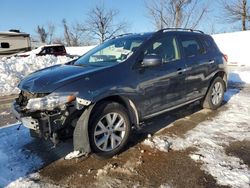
[127, 102, 203, 149]
[225, 72, 245, 102]
[24, 137, 73, 167]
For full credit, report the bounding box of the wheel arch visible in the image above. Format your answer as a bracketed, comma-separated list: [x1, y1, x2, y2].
[211, 71, 227, 90]
[92, 95, 140, 129]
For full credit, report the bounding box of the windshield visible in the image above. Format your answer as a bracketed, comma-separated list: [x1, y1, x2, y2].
[74, 35, 151, 66]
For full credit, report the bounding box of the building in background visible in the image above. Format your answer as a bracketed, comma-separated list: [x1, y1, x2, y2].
[0, 30, 31, 57]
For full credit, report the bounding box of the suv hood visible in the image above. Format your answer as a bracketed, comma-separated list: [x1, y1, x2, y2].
[18, 64, 109, 93]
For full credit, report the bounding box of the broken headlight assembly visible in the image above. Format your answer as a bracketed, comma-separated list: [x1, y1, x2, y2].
[26, 92, 77, 111]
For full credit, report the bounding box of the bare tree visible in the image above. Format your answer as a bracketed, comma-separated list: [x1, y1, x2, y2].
[52, 37, 64, 45]
[47, 23, 56, 44]
[222, 0, 250, 31]
[62, 19, 72, 46]
[86, 4, 127, 43]
[145, 0, 209, 30]
[35, 26, 48, 43]
[62, 19, 89, 46]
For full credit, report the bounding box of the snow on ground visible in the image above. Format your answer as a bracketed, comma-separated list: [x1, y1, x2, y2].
[0, 55, 72, 96]
[0, 124, 43, 187]
[229, 70, 250, 84]
[6, 173, 60, 188]
[144, 88, 250, 188]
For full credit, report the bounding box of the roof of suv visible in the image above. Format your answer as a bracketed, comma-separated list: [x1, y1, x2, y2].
[115, 28, 208, 40]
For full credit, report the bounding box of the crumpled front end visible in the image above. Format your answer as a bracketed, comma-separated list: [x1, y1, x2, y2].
[12, 90, 86, 145]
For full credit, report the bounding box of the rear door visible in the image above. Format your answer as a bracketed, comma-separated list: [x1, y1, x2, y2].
[136, 34, 187, 118]
[178, 34, 212, 101]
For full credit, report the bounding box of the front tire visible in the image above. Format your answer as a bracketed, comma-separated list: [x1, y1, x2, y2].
[202, 77, 225, 110]
[89, 102, 131, 159]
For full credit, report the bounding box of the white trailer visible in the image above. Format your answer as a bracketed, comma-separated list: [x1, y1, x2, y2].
[0, 30, 31, 57]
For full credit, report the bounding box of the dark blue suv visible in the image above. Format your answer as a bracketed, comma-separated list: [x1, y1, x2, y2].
[12, 28, 227, 158]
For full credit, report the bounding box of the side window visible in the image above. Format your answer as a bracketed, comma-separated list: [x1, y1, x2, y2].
[1, 42, 10, 48]
[47, 47, 54, 54]
[130, 41, 142, 52]
[180, 35, 205, 57]
[54, 46, 65, 53]
[39, 48, 46, 55]
[145, 35, 180, 63]
[203, 36, 219, 53]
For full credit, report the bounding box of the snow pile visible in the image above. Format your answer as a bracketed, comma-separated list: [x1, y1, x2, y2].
[144, 88, 250, 187]
[229, 70, 250, 84]
[64, 150, 88, 160]
[0, 124, 43, 187]
[0, 55, 72, 96]
[17, 46, 44, 57]
[6, 173, 60, 188]
[212, 31, 250, 66]
[144, 136, 172, 152]
[66, 45, 96, 56]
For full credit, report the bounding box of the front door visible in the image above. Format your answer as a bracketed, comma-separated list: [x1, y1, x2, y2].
[135, 34, 187, 118]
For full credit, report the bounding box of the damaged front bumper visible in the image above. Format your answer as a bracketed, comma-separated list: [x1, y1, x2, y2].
[11, 92, 93, 154]
[12, 102, 39, 130]
[11, 98, 85, 144]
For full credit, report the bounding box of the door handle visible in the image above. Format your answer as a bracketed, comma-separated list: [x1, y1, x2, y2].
[177, 68, 189, 74]
[209, 60, 215, 64]
[177, 68, 183, 74]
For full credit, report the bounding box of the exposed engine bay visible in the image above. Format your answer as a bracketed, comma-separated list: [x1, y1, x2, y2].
[13, 90, 85, 145]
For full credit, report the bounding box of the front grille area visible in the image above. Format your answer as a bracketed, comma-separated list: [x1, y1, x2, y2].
[16, 91, 48, 107]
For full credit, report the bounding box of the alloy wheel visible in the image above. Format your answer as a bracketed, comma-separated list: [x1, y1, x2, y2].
[211, 82, 223, 105]
[94, 112, 126, 152]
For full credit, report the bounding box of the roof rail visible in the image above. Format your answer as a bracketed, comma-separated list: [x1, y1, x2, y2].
[112, 33, 134, 39]
[159, 28, 204, 34]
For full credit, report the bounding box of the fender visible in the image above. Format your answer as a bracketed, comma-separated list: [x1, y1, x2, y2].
[73, 104, 95, 154]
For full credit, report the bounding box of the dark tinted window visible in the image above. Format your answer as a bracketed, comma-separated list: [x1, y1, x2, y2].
[144, 35, 180, 63]
[53, 46, 65, 52]
[180, 35, 205, 57]
[202, 36, 219, 53]
[40, 46, 65, 54]
[1, 42, 10, 48]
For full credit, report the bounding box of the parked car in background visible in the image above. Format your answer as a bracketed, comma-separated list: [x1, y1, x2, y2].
[17, 44, 67, 57]
[12, 28, 228, 159]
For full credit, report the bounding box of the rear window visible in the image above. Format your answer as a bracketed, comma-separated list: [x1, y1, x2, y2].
[201, 36, 219, 53]
[180, 35, 205, 57]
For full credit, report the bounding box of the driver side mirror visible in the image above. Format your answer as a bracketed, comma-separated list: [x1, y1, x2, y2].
[141, 54, 162, 68]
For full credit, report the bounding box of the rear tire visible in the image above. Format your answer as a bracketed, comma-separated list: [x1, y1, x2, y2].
[89, 102, 131, 159]
[202, 77, 225, 110]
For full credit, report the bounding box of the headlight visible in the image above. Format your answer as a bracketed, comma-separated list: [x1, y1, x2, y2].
[26, 92, 76, 111]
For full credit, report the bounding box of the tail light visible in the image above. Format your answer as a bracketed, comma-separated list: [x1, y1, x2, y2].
[223, 54, 228, 62]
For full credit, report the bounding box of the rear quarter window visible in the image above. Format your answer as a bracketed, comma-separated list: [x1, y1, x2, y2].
[180, 35, 206, 57]
[201, 36, 220, 54]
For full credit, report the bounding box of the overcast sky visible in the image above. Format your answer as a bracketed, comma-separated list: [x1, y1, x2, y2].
[0, 0, 241, 38]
